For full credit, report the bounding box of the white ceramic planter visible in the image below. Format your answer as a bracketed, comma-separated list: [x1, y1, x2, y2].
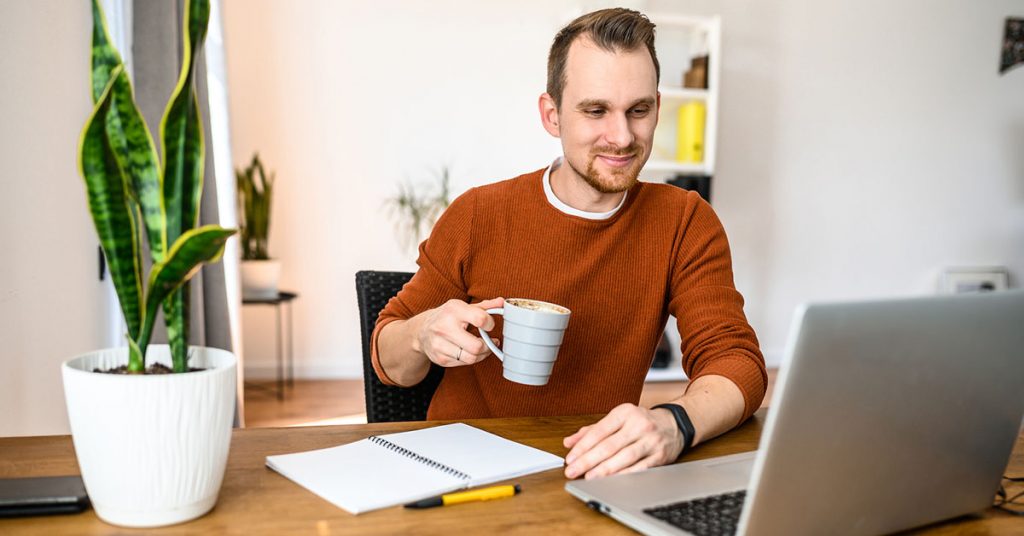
[241, 259, 281, 299]
[62, 345, 236, 528]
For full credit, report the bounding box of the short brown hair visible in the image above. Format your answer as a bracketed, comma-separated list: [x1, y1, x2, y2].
[546, 8, 660, 109]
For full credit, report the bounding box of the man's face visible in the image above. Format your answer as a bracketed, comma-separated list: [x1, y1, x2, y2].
[545, 37, 659, 194]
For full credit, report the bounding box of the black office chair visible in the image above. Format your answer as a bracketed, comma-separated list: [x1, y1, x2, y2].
[355, 270, 445, 422]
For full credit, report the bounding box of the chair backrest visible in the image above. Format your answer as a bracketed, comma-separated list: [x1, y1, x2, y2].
[355, 270, 444, 422]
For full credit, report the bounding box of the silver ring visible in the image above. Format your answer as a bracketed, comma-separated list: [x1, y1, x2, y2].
[456, 347, 463, 361]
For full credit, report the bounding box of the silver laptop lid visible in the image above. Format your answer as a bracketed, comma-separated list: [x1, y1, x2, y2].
[739, 290, 1024, 535]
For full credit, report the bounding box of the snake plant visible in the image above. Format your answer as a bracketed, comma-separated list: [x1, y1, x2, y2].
[236, 153, 274, 261]
[79, 0, 235, 373]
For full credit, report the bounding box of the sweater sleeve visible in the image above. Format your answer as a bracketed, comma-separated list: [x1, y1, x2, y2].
[668, 193, 767, 422]
[369, 189, 476, 386]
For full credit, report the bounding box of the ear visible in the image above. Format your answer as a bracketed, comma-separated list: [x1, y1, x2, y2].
[538, 93, 561, 138]
[655, 91, 662, 128]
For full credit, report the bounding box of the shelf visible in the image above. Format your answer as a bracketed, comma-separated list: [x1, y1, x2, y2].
[643, 159, 708, 175]
[659, 86, 708, 101]
[645, 368, 688, 382]
[645, 13, 720, 179]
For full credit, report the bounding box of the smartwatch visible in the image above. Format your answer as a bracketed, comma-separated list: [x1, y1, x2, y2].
[652, 403, 696, 453]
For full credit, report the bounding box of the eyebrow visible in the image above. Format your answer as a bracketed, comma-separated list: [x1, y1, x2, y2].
[575, 97, 657, 110]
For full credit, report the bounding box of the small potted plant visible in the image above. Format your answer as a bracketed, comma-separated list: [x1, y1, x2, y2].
[62, 0, 237, 527]
[236, 153, 279, 299]
[387, 165, 452, 255]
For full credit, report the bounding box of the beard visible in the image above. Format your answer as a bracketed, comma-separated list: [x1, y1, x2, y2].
[565, 144, 645, 194]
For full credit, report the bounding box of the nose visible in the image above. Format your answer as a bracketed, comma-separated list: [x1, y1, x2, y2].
[603, 112, 635, 150]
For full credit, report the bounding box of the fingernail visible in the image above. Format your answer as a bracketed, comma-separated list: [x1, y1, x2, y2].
[565, 467, 577, 479]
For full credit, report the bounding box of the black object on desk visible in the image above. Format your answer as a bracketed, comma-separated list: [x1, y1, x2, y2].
[243, 291, 298, 400]
[0, 476, 90, 517]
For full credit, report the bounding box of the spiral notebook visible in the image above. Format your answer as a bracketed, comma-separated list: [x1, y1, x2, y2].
[265, 423, 564, 514]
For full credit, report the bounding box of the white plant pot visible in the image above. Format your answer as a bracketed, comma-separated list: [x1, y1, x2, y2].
[241, 259, 281, 300]
[62, 345, 237, 528]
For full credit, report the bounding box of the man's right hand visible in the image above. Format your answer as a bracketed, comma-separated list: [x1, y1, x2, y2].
[377, 297, 505, 387]
[413, 297, 505, 368]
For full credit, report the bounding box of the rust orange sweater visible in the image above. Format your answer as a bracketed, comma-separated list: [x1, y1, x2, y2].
[372, 168, 766, 421]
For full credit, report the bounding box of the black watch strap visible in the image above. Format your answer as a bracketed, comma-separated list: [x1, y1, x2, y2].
[652, 403, 696, 452]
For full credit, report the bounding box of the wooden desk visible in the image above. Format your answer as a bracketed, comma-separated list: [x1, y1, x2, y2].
[1, 410, 1021, 535]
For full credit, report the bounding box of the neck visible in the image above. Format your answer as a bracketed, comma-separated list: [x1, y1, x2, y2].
[549, 163, 627, 213]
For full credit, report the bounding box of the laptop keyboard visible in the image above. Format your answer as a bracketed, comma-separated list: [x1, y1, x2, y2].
[643, 490, 747, 536]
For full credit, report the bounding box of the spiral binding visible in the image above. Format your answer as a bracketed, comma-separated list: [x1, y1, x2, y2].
[368, 436, 472, 481]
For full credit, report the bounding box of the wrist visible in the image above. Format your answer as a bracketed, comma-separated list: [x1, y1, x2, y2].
[651, 407, 684, 456]
[408, 312, 428, 354]
[652, 403, 696, 454]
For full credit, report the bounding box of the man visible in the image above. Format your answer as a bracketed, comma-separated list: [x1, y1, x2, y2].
[372, 8, 765, 481]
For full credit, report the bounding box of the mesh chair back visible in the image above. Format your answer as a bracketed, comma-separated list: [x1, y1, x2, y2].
[355, 271, 444, 422]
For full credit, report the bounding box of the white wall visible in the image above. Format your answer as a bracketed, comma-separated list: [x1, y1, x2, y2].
[223, 0, 1024, 378]
[650, 0, 1024, 362]
[223, 0, 570, 377]
[0, 1, 108, 436]
[0, 0, 1015, 435]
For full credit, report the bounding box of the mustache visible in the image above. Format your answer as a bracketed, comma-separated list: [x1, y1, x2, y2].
[591, 144, 641, 157]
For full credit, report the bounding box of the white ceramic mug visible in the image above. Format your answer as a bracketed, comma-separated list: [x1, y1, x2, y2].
[479, 298, 571, 386]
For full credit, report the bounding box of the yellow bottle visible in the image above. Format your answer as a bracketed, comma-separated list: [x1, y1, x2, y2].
[676, 101, 706, 163]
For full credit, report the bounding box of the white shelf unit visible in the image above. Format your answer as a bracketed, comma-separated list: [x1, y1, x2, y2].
[641, 14, 721, 184]
[640, 15, 722, 382]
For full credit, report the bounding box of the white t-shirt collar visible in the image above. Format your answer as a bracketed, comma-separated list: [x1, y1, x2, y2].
[542, 157, 627, 220]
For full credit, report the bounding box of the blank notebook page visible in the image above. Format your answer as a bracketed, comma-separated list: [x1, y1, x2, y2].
[265, 423, 563, 514]
[384, 423, 564, 486]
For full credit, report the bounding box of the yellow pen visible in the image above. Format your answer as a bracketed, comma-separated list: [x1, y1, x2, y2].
[404, 484, 521, 509]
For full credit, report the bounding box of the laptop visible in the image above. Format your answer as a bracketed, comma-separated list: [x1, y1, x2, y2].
[566, 290, 1024, 535]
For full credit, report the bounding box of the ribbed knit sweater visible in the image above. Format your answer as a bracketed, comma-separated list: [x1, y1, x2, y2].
[371, 168, 766, 421]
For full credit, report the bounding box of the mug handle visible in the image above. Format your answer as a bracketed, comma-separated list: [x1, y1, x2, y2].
[478, 308, 504, 361]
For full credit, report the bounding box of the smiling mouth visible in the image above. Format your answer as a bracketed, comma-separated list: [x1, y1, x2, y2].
[596, 154, 636, 168]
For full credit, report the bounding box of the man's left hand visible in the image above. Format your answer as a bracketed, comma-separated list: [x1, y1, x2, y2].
[563, 403, 683, 479]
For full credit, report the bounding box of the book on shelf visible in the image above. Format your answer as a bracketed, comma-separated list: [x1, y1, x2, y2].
[676, 101, 706, 163]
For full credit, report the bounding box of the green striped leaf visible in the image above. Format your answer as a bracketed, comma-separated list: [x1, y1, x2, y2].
[127, 337, 143, 373]
[105, 68, 166, 262]
[160, 0, 209, 246]
[236, 169, 253, 259]
[90, 0, 122, 104]
[163, 285, 191, 372]
[78, 66, 143, 342]
[138, 225, 235, 367]
[160, 0, 210, 367]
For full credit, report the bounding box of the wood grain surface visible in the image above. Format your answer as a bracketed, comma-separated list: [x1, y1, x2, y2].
[0, 410, 1020, 535]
